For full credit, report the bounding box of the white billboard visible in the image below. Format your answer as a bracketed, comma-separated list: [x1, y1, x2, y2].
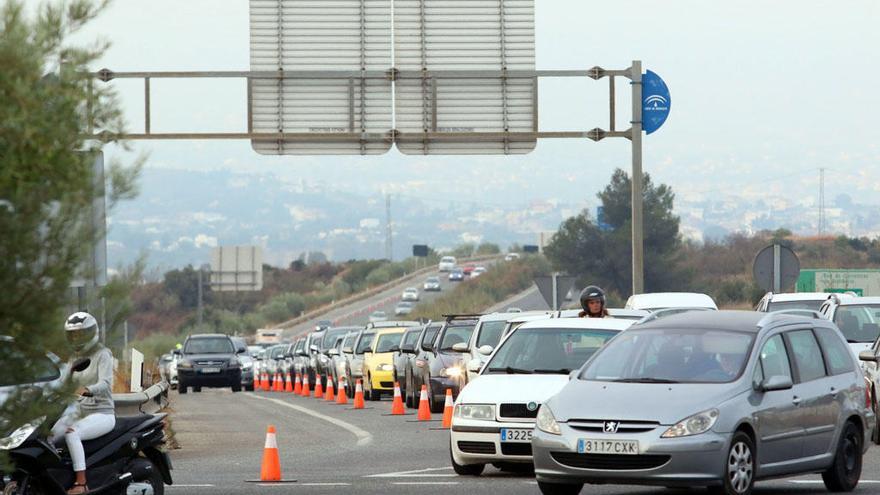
[249, 0, 393, 155]
[211, 246, 264, 292]
[393, 0, 537, 155]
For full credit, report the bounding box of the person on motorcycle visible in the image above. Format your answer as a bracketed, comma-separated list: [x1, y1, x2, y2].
[48, 312, 116, 495]
[578, 285, 610, 318]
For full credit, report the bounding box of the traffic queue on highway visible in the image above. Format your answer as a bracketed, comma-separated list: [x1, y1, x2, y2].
[183, 284, 880, 495]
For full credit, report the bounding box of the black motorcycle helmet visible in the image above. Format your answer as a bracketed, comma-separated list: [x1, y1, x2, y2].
[579, 285, 607, 312]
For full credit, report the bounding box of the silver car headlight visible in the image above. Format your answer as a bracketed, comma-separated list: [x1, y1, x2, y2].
[377, 363, 393, 372]
[536, 405, 561, 435]
[454, 404, 495, 421]
[0, 417, 44, 451]
[661, 409, 719, 438]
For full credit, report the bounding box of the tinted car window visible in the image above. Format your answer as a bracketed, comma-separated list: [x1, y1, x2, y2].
[402, 330, 420, 347]
[343, 333, 357, 349]
[814, 327, 855, 375]
[185, 338, 233, 354]
[322, 328, 349, 350]
[375, 332, 404, 353]
[421, 326, 441, 350]
[584, 329, 753, 383]
[787, 330, 827, 382]
[356, 332, 375, 354]
[767, 300, 824, 312]
[833, 304, 880, 343]
[438, 325, 476, 351]
[759, 335, 792, 380]
[476, 320, 506, 348]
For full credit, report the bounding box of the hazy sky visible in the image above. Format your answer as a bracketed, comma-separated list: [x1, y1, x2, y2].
[80, 1, 880, 209]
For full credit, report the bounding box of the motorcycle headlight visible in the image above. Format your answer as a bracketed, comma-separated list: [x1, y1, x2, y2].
[443, 366, 463, 378]
[536, 405, 561, 435]
[0, 417, 44, 451]
[662, 409, 719, 438]
[377, 363, 393, 372]
[454, 404, 494, 421]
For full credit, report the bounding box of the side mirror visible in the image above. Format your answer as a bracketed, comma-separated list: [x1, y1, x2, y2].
[363, 350, 373, 355]
[342, 347, 353, 354]
[422, 342, 434, 352]
[328, 349, 340, 356]
[859, 350, 877, 362]
[236, 348, 247, 355]
[172, 350, 182, 356]
[388, 345, 400, 353]
[310, 345, 319, 353]
[451, 342, 469, 353]
[477, 345, 494, 356]
[401, 343, 415, 354]
[758, 375, 793, 392]
[467, 359, 482, 373]
[568, 369, 579, 381]
[72, 358, 91, 372]
[297, 350, 309, 357]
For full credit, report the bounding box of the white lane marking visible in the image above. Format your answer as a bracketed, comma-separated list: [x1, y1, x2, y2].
[301, 483, 352, 486]
[245, 393, 373, 447]
[366, 467, 454, 478]
[167, 485, 215, 488]
[789, 480, 880, 484]
[391, 482, 459, 486]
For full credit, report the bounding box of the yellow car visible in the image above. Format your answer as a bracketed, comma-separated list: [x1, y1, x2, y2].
[362, 327, 406, 400]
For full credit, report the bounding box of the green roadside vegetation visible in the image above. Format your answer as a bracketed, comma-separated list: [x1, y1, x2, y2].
[408, 255, 551, 321]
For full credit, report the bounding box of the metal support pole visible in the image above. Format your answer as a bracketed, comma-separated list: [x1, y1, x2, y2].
[772, 244, 781, 293]
[551, 272, 559, 311]
[630, 60, 644, 296]
[197, 268, 204, 327]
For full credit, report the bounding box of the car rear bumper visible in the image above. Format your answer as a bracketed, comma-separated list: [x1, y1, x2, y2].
[532, 425, 727, 487]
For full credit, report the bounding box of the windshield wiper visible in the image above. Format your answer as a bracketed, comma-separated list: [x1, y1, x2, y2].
[612, 377, 680, 384]
[487, 366, 534, 374]
[533, 368, 571, 374]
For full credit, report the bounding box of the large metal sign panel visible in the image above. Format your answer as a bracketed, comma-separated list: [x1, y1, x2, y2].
[393, 0, 537, 155]
[211, 246, 264, 291]
[249, 0, 393, 155]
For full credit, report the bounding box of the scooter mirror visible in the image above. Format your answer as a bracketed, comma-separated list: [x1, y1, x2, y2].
[72, 358, 91, 372]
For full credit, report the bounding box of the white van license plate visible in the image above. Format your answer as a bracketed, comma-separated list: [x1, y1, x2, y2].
[500, 428, 533, 443]
[201, 368, 221, 374]
[578, 439, 638, 455]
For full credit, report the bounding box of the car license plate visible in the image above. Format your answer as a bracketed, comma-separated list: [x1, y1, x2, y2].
[500, 428, 533, 443]
[201, 367, 221, 374]
[578, 439, 639, 455]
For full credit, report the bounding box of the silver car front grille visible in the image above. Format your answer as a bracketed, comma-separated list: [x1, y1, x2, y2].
[567, 419, 660, 434]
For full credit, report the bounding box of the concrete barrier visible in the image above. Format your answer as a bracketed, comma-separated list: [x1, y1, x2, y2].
[113, 380, 169, 415]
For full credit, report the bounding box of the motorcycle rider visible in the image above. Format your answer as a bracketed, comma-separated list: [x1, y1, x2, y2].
[578, 285, 610, 318]
[48, 312, 116, 495]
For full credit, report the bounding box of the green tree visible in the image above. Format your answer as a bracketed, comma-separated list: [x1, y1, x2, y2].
[475, 242, 501, 255]
[0, 0, 139, 453]
[544, 169, 689, 297]
[163, 265, 206, 309]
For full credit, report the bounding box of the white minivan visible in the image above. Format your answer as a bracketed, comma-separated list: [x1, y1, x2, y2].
[438, 256, 457, 272]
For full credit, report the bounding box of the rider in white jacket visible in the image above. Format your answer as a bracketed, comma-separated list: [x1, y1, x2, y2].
[49, 312, 116, 495]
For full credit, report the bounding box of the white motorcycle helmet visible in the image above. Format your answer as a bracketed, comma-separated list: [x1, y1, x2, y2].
[65, 312, 100, 353]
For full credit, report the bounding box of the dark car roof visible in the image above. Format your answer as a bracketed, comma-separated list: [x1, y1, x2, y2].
[188, 333, 231, 339]
[632, 310, 818, 334]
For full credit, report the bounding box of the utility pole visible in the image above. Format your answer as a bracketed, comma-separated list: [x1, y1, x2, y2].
[630, 61, 645, 296]
[385, 193, 393, 261]
[818, 168, 826, 236]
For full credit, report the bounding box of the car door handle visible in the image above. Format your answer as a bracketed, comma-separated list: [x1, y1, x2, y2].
[792, 396, 802, 406]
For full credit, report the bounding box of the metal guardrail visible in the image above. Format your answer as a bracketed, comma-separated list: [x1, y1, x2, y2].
[113, 381, 169, 416]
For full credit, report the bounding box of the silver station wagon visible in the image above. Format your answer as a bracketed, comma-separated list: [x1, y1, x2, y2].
[532, 311, 874, 495]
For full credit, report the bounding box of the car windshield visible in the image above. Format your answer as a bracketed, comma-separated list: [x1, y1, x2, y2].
[438, 324, 476, 351]
[356, 332, 376, 353]
[486, 327, 620, 374]
[184, 338, 233, 354]
[270, 347, 284, 359]
[426, 278, 439, 283]
[834, 304, 880, 343]
[442, 257, 454, 263]
[372, 311, 386, 317]
[767, 300, 824, 312]
[0, 341, 60, 386]
[583, 328, 754, 384]
[322, 328, 349, 350]
[375, 332, 405, 353]
[476, 320, 507, 348]
[397, 302, 413, 308]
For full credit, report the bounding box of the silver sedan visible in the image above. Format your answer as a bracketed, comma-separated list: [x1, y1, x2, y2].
[532, 311, 874, 495]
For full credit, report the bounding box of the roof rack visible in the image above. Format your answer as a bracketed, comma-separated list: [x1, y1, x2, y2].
[442, 314, 484, 320]
[757, 309, 823, 327]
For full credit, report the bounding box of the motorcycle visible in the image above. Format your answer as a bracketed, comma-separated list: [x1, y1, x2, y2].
[0, 359, 173, 495]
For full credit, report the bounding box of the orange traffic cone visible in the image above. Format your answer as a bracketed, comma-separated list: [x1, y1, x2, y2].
[390, 382, 405, 415]
[336, 378, 348, 405]
[275, 373, 284, 392]
[353, 379, 365, 409]
[260, 425, 282, 481]
[284, 372, 293, 393]
[441, 388, 454, 428]
[313, 374, 323, 398]
[417, 384, 432, 421]
[302, 374, 311, 397]
[324, 376, 335, 401]
[260, 371, 269, 392]
[293, 373, 302, 395]
[253, 372, 259, 391]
